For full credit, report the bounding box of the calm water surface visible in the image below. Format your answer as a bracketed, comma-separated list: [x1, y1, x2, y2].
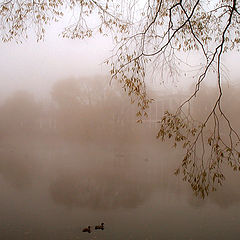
[0, 137, 240, 240]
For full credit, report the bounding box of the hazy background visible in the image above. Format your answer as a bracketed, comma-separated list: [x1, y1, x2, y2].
[0, 22, 240, 240]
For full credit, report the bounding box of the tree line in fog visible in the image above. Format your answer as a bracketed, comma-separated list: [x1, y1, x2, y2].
[0, 77, 239, 143]
[0, 76, 144, 142]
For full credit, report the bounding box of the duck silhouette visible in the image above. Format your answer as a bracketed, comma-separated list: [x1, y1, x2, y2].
[82, 226, 91, 233]
[95, 223, 104, 230]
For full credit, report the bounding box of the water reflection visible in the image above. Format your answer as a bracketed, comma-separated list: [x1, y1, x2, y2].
[50, 161, 155, 209]
[0, 139, 240, 240]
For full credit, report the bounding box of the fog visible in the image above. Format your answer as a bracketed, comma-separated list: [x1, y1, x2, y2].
[0, 71, 240, 239]
[1, 28, 240, 239]
[0, 30, 112, 101]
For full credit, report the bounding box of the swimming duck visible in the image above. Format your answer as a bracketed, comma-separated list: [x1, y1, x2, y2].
[82, 226, 91, 233]
[95, 222, 104, 230]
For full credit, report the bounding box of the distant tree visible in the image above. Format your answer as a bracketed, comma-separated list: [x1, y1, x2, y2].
[51, 77, 138, 141]
[0, 90, 39, 135]
[52, 76, 110, 107]
[1, 0, 240, 197]
[51, 78, 92, 140]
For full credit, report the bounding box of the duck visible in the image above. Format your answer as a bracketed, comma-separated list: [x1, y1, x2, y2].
[82, 226, 91, 233]
[95, 222, 104, 230]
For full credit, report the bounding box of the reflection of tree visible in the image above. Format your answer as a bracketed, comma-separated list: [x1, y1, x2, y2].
[49, 157, 156, 210]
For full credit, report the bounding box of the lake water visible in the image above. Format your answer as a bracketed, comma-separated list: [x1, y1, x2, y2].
[0, 136, 240, 240]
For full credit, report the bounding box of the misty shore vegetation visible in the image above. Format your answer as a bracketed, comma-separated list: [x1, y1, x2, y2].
[1, 77, 239, 144]
[0, 77, 240, 205]
[0, 76, 153, 143]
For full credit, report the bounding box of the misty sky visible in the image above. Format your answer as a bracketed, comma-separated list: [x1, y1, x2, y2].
[0, 18, 239, 102]
[0, 21, 112, 101]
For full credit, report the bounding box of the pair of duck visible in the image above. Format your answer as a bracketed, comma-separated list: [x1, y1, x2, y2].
[82, 223, 104, 233]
